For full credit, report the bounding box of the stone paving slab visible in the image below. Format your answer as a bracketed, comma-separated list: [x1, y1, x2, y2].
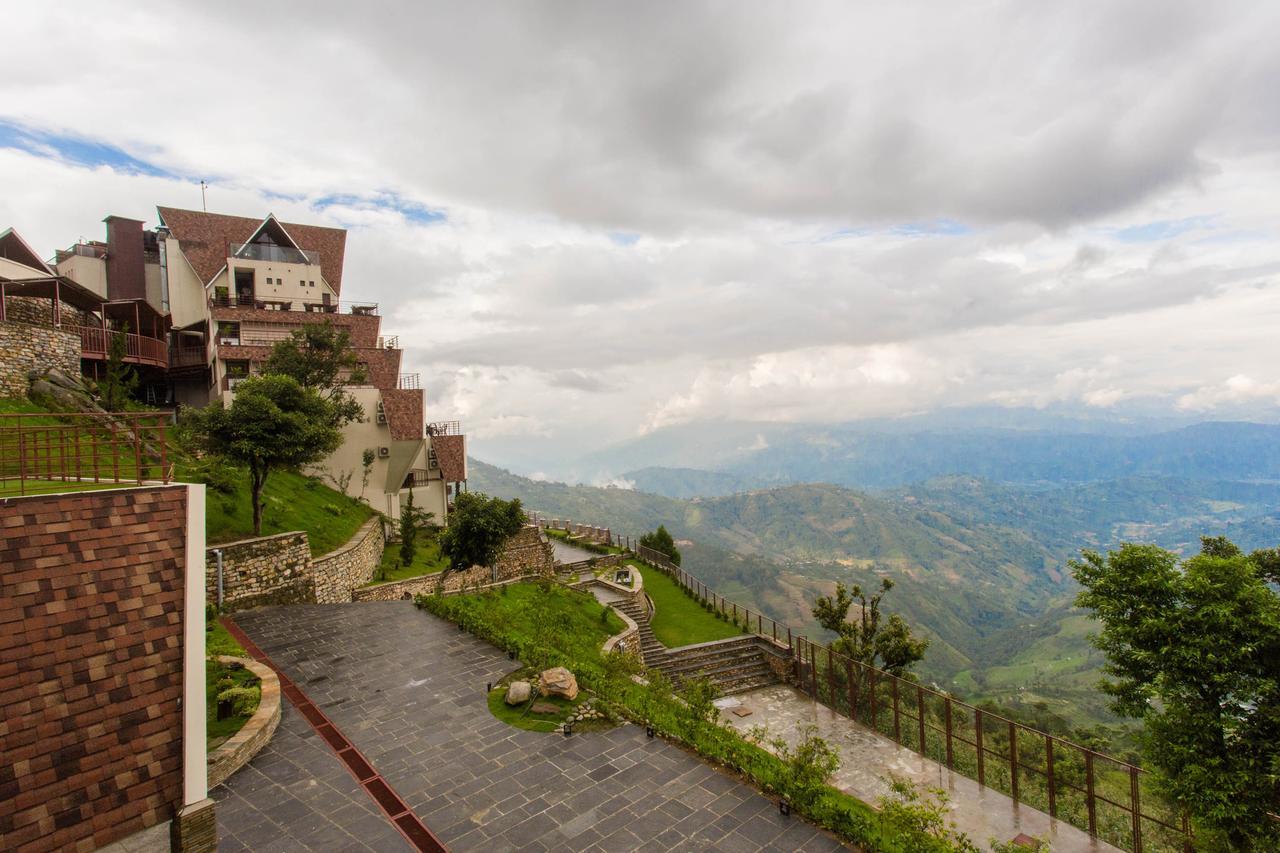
[721, 685, 1120, 852]
[227, 600, 851, 851]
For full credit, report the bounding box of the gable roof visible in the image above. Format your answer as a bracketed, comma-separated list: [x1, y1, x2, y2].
[0, 227, 54, 276]
[432, 434, 467, 483]
[156, 207, 348, 294]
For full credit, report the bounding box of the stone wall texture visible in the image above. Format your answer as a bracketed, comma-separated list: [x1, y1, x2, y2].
[0, 321, 81, 398]
[206, 531, 312, 612]
[206, 657, 280, 789]
[0, 486, 189, 853]
[312, 518, 384, 604]
[354, 525, 554, 600]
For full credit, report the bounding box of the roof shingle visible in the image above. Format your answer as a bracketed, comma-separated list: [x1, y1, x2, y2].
[156, 207, 348, 294]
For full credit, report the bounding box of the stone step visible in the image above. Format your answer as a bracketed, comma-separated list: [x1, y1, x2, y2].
[663, 659, 773, 684]
[660, 647, 770, 675]
[717, 673, 780, 696]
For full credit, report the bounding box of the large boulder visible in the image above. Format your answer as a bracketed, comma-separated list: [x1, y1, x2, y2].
[537, 667, 579, 700]
[504, 680, 532, 705]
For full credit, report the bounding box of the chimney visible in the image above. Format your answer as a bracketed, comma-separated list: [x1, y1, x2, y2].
[104, 215, 146, 302]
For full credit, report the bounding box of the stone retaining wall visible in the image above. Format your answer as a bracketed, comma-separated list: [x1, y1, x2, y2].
[312, 517, 384, 603]
[207, 656, 280, 788]
[603, 608, 641, 658]
[0, 321, 80, 397]
[356, 525, 554, 600]
[206, 532, 312, 611]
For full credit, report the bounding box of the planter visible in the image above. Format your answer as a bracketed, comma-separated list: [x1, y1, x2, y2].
[207, 655, 281, 788]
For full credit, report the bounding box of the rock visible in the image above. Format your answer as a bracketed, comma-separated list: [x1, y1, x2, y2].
[530, 702, 559, 715]
[537, 666, 579, 700]
[504, 680, 531, 705]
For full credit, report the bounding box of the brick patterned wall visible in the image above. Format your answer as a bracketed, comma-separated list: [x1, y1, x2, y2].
[312, 517, 384, 603]
[0, 322, 81, 397]
[0, 486, 188, 853]
[206, 531, 312, 611]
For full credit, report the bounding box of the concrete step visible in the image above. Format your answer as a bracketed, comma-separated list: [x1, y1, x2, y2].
[717, 673, 780, 696]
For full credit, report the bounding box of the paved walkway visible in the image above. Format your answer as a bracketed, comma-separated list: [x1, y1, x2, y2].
[551, 539, 600, 564]
[217, 601, 850, 851]
[720, 685, 1120, 852]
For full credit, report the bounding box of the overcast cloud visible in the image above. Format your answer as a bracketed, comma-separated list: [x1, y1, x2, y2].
[2, 1, 1279, 473]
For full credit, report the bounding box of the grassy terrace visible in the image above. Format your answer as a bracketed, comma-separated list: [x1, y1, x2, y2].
[544, 525, 625, 555]
[629, 559, 743, 648]
[368, 539, 450, 585]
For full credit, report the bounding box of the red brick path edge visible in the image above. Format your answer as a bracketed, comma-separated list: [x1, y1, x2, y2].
[220, 616, 449, 852]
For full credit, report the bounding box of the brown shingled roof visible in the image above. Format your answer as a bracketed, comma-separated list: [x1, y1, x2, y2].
[432, 434, 467, 483]
[380, 389, 424, 441]
[156, 207, 348, 294]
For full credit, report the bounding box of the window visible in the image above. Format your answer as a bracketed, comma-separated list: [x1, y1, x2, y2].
[265, 276, 273, 285]
[300, 279, 305, 288]
[309, 280, 315, 287]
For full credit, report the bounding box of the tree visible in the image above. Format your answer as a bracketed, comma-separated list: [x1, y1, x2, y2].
[264, 320, 366, 427]
[395, 487, 434, 571]
[98, 324, 139, 411]
[181, 375, 343, 535]
[1073, 537, 1280, 849]
[812, 578, 929, 675]
[438, 491, 525, 572]
[639, 524, 681, 566]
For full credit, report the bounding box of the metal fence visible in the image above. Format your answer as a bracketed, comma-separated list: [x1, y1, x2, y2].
[630, 542, 1192, 852]
[0, 412, 172, 496]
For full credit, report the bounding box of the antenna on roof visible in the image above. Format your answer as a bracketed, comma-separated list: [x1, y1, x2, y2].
[200, 180, 208, 212]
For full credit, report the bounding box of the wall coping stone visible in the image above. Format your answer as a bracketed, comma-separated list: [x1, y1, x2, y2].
[603, 606, 640, 656]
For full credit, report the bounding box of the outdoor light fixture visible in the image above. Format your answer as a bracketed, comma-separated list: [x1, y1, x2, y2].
[508, 650, 515, 660]
[646, 725, 655, 738]
[779, 796, 791, 817]
[563, 723, 573, 737]
[487, 682, 492, 693]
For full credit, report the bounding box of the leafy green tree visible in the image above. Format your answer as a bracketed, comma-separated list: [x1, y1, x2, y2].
[812, 578, 929, 675]
[438, 491, 525, 572]
[264, 320, 366, 427]
[1073, 537, 1280, 849]
[639, 524, 681, 566]
[98, 324, 139, 411]
[181, 375, 343, 535]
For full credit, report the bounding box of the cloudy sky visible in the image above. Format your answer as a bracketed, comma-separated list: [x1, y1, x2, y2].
[3, 2, 1279, 474]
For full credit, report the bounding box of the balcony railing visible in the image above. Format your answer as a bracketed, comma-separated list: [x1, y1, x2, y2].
[402, 468, 434, 488]
[397, 373, 420, 390]
[229, 242, 320, 265]
[169, 345, 208, 368]
[0, 412, 172, 496]
[426, 420, 462, 436]
[211, 295, 378, 315]
[77, 326, 168, 368]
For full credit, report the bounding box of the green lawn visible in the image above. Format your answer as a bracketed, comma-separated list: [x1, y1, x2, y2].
[632, 560, 743, 648]
[544, 526, 625, 555]
[368, 539, 449, 585]
[207, 616, 246, 658]
[184, 463, 374, 556]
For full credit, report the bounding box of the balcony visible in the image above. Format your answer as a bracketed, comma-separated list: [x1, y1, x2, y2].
[169, 344, 207, 368]
[397, 373, 420, 390]
[229, 242, 320, 265]
[402, 468, 434, 488]
[77, 326, 168, 368]
[211, 294, 378, 315]
[426, 420, 462, 436]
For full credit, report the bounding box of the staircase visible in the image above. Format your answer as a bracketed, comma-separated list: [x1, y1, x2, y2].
[612, 597, 781, 696]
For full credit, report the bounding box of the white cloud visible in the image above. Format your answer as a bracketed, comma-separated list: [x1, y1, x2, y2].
[1, 2, 1279, 472]
[1177, 375, 1280, 411]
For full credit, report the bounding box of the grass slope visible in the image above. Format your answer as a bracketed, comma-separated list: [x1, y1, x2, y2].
[370, 539, 449, 584]
[632, 561, 743, 648]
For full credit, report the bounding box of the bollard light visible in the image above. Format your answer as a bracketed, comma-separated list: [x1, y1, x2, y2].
[779, 796, 791, 817]
[646, 725, 655, 739]
[563, 723, 573, 737]
[487, 682, 492, 693]
[509, 650, 516, 660]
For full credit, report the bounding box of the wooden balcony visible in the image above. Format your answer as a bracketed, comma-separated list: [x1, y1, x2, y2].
[76, 326, 168, 368]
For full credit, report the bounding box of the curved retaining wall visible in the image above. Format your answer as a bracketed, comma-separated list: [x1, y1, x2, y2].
[207, 656, 281, 788]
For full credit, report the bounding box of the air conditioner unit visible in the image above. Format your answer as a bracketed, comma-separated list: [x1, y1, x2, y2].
[377, 446, 390, 458]
[375, 402, 387, 425]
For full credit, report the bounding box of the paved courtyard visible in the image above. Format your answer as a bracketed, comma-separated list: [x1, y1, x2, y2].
[218, 601, 850, 851]
[720, 685, 1119, 852]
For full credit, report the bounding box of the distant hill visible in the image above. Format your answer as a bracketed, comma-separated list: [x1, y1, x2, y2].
[470, 457, 1280, 732]
[571, 420, 1280, 491]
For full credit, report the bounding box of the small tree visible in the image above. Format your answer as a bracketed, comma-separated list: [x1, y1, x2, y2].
[264, 320, 366, 427]
[98, 324, 139, 411]
[181, 375, 343, 535]
[639, 524, 681, 565]
[812, 578, 928, 675]
[438, 491, 525, 571]
[360, 448, 376, 497]
[1073, 537, 1280, 849]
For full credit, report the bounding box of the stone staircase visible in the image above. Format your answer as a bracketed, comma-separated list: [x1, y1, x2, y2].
[612, 597, 782, 696]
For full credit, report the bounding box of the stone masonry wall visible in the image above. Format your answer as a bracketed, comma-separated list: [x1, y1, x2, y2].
[206, 532, 312, 612]
[0, 321, 80, 398]
[312, 517, 384, 604]
[0, 486, 189, 853]
[353, 525, 554, 600]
